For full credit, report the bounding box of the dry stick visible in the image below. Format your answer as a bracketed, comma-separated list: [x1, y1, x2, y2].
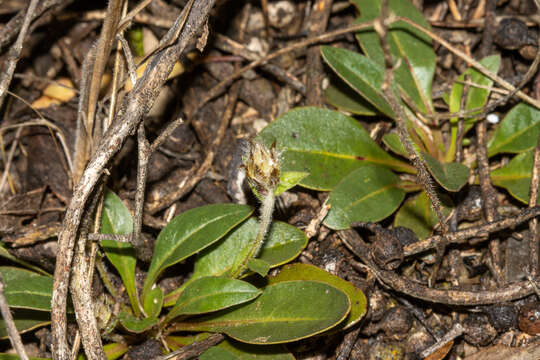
[373, 3, 448, 288]
[70, 183, 107, 360]
[476, 119, 504, 284]
[68, 1, 124, 357]
[0, 0, 72, 51]
[213, 34, 306, 94]
[335, 327, 361, 360]
[50, 2, 216, 359]
[132, 117, 184, 262]
[154, 333, 225, 360]
[72, 0, 123, 183]
[340, 229, 538, 305]
[0, 274, 29, 360]
[403, 206, 540, 257]
[454, 74, 470, 163]
[0, 127, 22, 195]
[305, 0, 334, 106]
[529, 133, 540, 277]
[420, 323, 464, 359]
[0, 0, 40, 110]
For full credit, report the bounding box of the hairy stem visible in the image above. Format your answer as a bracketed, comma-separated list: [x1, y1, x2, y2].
[231, 192, 275, 278]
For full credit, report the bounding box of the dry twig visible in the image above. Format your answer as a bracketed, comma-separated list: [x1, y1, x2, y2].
[50, 2, 216, 359]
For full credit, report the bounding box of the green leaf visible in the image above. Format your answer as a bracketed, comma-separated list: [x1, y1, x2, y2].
[100, 190, 133, 234]
[422, 152, 469, 192]
[143, 204, 252, 304]
[167, 336, 294, 360]
[0, 242, 50, 276]
[128, 27, 145, 57]
[275, 171, 309, 196]
[394, 191, 453, 239]
[268, 263, 367, 330]
[382, 133, 408, 158]
[77, 343, 129, 360]
[143, 286, 163, 318]
[324, 165, 405, 230]
[166, 277, 261, 322]
[118, 313, 158, 334]
[0, 309, 50, 339]
[100, 190, 138, 315]
[321, 47, 393, 117]
[257, 107, 414, 190]
[164, 219, 307, 306]
[0, 267, 52, 311]
[176, 280, 350, 344]
[491, 150, 540, 204]
[247, 259, 270, 277]
[446, 55, 500, 161]
[449, 55, 500, 122]
[103, 343, 129, 360]
[487, 103, 540, 157]
[352, 0, 436, 113]
[0, 355, 49, 360]
[201, 340, 294, 360]
[324, 80, 378, 116]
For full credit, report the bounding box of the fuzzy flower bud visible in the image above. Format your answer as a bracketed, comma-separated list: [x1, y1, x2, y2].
[243, 140, 281, 196]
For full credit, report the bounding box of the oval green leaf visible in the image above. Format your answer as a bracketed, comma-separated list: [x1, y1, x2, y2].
[324, 80, 378, 116]
[164, 219, 307, 306]
[176, 280, 350, 344]
[491, 150, 540, 204]
[324, 165, 405, 230]
[201, 340, 294, 360]
[167, 336, 294, 360]
[487, 103, 540, 157]
[118, 312, 158, 334]
[0, 267, 52, 311]
[382, 133, 408, 158]
[166, 277, 261, 322]
[268, 263, 367, 330]
[0, 243, 50, 276]
[321, 46, 393, 117]
[352, 0, 435, 113]
[422, 152, 469, 192]
[257, 107, 413, 190]
[275, 171, 309, 196]
[0, 309, 50, 339]
[394, 191, 453, 239]
[247, 258, 270, 277]
[100, 190, 138, 315]
[143, 204, 252, 303]
[0, 355, 49, 360]
[143, 286, 163, 318]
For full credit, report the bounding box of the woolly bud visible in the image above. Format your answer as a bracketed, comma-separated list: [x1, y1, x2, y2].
[243, 140, 281, 196]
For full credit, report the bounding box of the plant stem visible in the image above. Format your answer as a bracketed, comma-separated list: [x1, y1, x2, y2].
[231, 192, 276, 278]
